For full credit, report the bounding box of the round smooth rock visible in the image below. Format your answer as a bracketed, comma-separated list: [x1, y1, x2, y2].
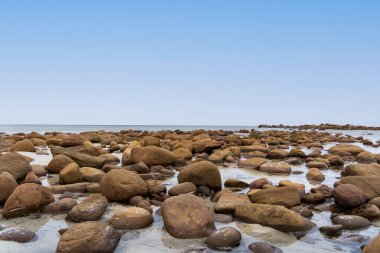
[108, 207, 153, 230]
[205, 227, 241, 249]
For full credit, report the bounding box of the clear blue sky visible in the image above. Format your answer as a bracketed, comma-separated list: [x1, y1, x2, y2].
[1, 0, 379, 126]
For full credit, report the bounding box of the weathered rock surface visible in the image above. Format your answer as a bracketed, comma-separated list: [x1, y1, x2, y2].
[2, 183, 54, 218]
[249, 186, 301, 208]
[332, 184, 366, 209]
[0, 172, 18, 204]
[68, 194, 108, 222]
[205, 227, 241, 249]
[178, 161, 222, 191]
[259, 162, 291, 174]
[100, 169, 147, 202]
[0, 227, 36, 243]
[0, 152, 32, 181]
[131, 146, 176, 166]
[109, 207, 153, 230]
[339, 176, 380, 200]
[234, 203, 314, 232]
[161, 194, 215, 239]
[56, 221, 120, 253]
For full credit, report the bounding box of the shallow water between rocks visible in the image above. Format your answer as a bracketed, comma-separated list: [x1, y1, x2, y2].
[0, 129, 380, 253]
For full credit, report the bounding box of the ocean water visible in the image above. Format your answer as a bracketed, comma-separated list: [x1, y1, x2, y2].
[0, 125, 255, 134]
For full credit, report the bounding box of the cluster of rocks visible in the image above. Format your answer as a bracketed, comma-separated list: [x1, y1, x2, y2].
[258, 123, 380, 131]
[0, 128, 380, 252]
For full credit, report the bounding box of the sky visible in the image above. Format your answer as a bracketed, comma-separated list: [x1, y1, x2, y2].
[0, 0, 379, 126]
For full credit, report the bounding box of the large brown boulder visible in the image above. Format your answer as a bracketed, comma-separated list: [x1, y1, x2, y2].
[234, 203, 314, 232]
[142, 136, 160, 147]
[2, 183, 54, 218]
[59, 163, 82, 184]
[131, 146, 176, 166]
[0, 172, 18, 204]
[50, 146, 106, 169]
[108, 207, 153, 230]
[0, 152, 32, 181]
[328, 144, 364, 155]
[47, 155, 76, 174]
[238, 158, 267, 169]
[341, 163, 380, 177]
[10, 139, 36, 152]
[161, 194, 215, 239]
[249, 186, 301, 208]
[332, 184, 366, 209]
[259, 162, 291, 174]
[178, 161, 221, 191]
[79, 167, 105, 182]
[100, 169, 147, 202]
[239, 145, 269, 153]
[41, 198, 77, 215]
[214, 192, 251, 214]
[56, 221, 120, 253]
[193, 138, 222, 154]
[68, 194, 108, 222]
[340, 176, 380, 200]
[362, 234, 380, 253]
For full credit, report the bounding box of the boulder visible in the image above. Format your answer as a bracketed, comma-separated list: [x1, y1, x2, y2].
[340, 176, 380, 200]
[79, 167, 105, 182]
[0, 227, 36, 243]
[341, 163, 380, 177]
[238, 158, 267, 169]
[0, 152, 32, 181]
[25, 171, 41, 184]
[31, 164, 47, 177]
[59, 163, 82, 184]
[259, 162, 291, 174]
[224, 178, 249, 188]
[249, 186, 301, 207]
[362, 234, 380, 253]
[172, 148, 193, 160]
[332, 184, 366, 209]
[357, 151, 377, 164]
[239, 145, 269, 153]
[205, 227, 241, 249]
[100, 169, 147, 202]
[193, 138, 222, 154]
[332, 214, 371, 229]
[327, 155, 345, 166]
[178, 161, 221, 191]
[215, 192, 251, 214]
[142, 136, 160, 147]
[2, 183, 54, 218]
[10, 139, 36, 152]
[56, 221, 120, 253]
[131, 146, 176, 166]
[319, 225, 344, 235]
[68, 194, 108, 222]
[234, 203, 314, 232]
[47, 182, 89, 194]
[267, 149, 289, 159]
[41, 198, 77, 214]
[346, 204, 380, 220]
[161, 194, 215, 239]
[51, 146, 106, 169]
[248, 242, 283, 253]
[306, 168, 325, 182]
[108, 207, 153, 230]
[47, 155, 76, 174]
[0, 172, 18, 204]
[328, 144, 365, 155]
[168, 182, 197, 196]
[250, 178, 272, 189]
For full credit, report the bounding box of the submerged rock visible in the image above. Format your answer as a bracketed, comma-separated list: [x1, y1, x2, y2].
[331, 214, 371, 229]
[248, 242, 283, 253]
